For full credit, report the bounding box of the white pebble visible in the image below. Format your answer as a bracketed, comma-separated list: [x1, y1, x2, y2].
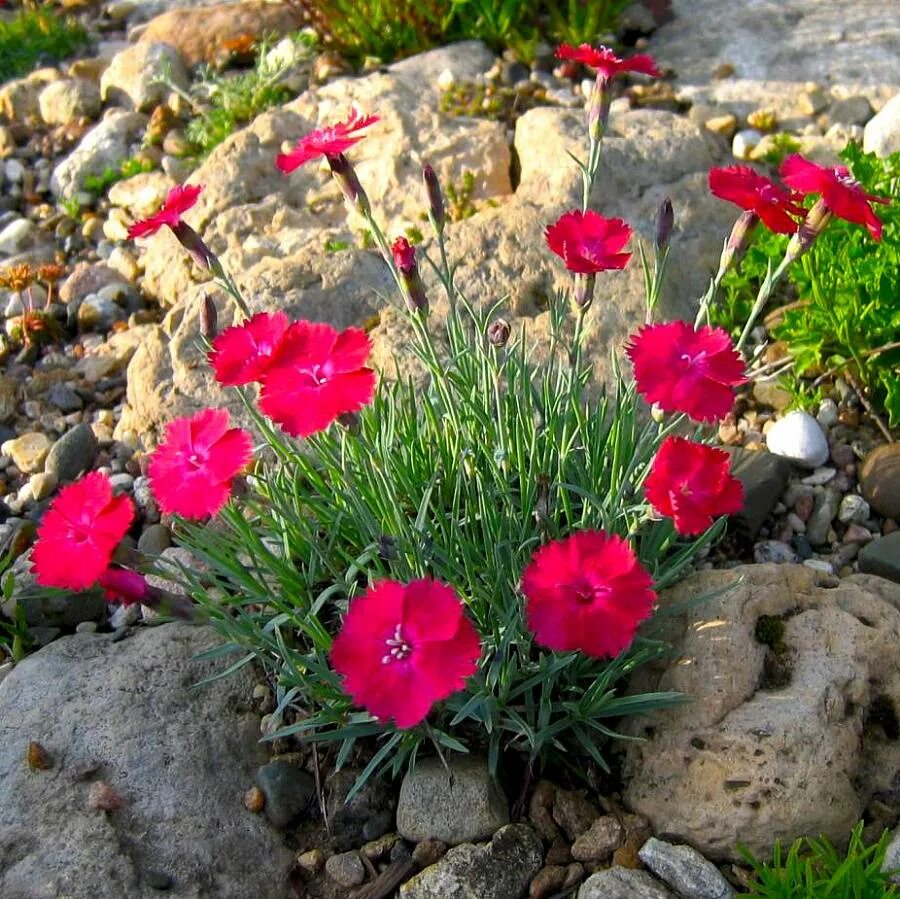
[732, 128, 763, 159]
[816, 398, 839, 428]
[766, 410, 830, 468]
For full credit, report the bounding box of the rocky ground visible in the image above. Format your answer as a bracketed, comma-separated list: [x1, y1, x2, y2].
[1, 0, 900, 896]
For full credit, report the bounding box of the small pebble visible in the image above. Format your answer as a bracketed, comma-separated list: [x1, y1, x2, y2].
[243, 786, 265, 813]
[27, 740, 52, 770]
[88, 781, 123, 811]
[296, 848, 324, 875]
[324, 851, 365, 888]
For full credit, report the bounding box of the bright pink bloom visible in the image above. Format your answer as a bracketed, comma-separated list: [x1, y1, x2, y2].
[708, 166, 805, 235]
[208, 311, 290, 386]
[780, 154, 888, 240]
[127, 184, 203, 240]
[276, 107, 379, 173]
[391, 236, 416, 273]
[331, 578, 481, 728]
[545, 210, 633, 274]
[556, 43, 661, 80]
[644, 437, 744, 535]
[149, 408, 253, 519]
[98, 568, 150, 605]
[31, 472, 134, 590]
[522, 530, 655, 659]
[259, 321, 376, 438]
[626, 321, 746, 422]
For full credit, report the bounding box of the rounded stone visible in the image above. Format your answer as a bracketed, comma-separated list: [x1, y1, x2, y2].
[324, 851, 365, 888]
[1, 432, 52, 474]
[254, 760, 315, 829]
[44, 423, 98, 483]
[765, 410, 830, 469]
[860, 443, 900, 518]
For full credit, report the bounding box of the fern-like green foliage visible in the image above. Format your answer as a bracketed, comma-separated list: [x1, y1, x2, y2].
[0, 4, 89, 84]
[739, 823, 899, 898]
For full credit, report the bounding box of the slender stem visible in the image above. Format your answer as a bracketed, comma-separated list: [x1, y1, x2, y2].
[736, 256, 792, 352]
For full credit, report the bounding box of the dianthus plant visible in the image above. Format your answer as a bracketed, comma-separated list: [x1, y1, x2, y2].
[30, 44, 887, 796]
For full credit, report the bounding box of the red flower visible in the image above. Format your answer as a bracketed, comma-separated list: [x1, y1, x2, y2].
[149, 408, 253, 519]
[259, 321, 377, 438]
[127, 184, 203, 240]
[208, 311, 290, 386]
[644, 437, 744, 535]
[545, 210, 633, 274]
[31, 472, 134, 590]
[708, 166, 805, 235]
[626, 321, 746, 422]
[391, 236, 416, 274]
[276, 107, 379, 174]
[556, 43, 661, 80]
[98, 568, 150, 605]
[331, 578, 481, 728]
[522, 530, 655, 659]
[780, 154, 888, 240]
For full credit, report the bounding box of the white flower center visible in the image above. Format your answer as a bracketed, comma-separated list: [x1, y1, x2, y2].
[382, 624, 413, 664]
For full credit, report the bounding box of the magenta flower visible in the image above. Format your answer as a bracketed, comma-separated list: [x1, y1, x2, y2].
[522, 530, 656, 659]
[330, 578, 481, 729]
[149, 408, 253, 519]
[127, 184, 203, 240]
[391, 236, 416, 274]
[31, 472, 134, 590]
[644, 437, 744, 535]
[626, 321, 747, 423]
[98, 568, 150, 605]
[208, 311, 291, 386]
[259, 321, 377, 438]
[780, 154, 888, 240]
[556, 43, 661, 80]
[276, 107, 379, 173]
[545, 210, 633, 274]
[708, 166, 805, 235]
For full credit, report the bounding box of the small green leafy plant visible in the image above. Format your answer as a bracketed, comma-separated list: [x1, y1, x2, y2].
[0, 2, 89, 84]
[83, 156, 155, 195]
[0, 557, 31, 665]
[738, 822, 899, 898]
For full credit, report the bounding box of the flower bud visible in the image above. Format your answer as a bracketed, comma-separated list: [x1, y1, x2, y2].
[328, 153, 371, 216]
[784, 198, 832, 265]
[390, 237, 428, 315]
[586, 73, 612, 143]
[717, 209, 758, 278]
[199, 294, 217, 339]
[487, 318, 511, 347]
[171, 221, 218, 271]
[655, 196, 674, 253]
[422, 163, 445, 234]
[574, 273, 596, 310]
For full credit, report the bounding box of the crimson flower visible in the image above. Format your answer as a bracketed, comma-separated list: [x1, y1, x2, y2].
[780, 154, 888, 240]
[208, 311, 290, 386]
[626, 321, 746, 422]
[31, 472, 134, 590]
[545, 210, 633, 274]
[98, 568, 150, 605]
[556, 43, 661, 80]
[522, 530, 655, 659]
[149, 408, 253, 519]
[644, 437, 744, 535]
[391, 237, 416, 273]
[708, 166, 805, 235]
[127, 184, 203, 240]
[276, 107, 379, 173]
[331, 578, 481, 728]
[259, 321, 377, 438]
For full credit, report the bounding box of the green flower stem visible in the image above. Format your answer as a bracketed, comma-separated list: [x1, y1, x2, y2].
[736, 255, 792, 351]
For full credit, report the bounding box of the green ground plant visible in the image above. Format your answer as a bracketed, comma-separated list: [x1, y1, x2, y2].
[82, 155, 154, 195]
[712, 144, 900, 426]
[0, 2, 89, 84]
[738, 822, 899, 898]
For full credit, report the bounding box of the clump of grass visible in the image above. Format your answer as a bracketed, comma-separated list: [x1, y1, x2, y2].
[738, 822, 899, 897]
[82, 155, 154, 195]
[0, 3, 89, 84]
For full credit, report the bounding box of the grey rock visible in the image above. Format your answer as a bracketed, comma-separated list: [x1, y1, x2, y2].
[101, 42, 189, 112]
[399, 823, 543, 899]
[324, 851, 365, 887]
[838, 494, 870, 524]
[806, 488, 840, 546]
[0, 218, 40, 256]
[0, 376, 18, 422]
[638, 838, 734, 898]
[859, 443, 900, 519]
[766, 411, 830, 469]
[109, 601, 141, 628]
[753, 539, 799, 564]
[816, 398, 839, 428]
[859, 533, 900, 585]
[0, 623, 294, 898]
[38, 78, 101, 126]
[44, 423, 98, 482]
[801, 466, 837, 486]
[326, 765, 394, 851]
[47, 383, 84, 413]
[77, 294, 127, 332]
[724, 448, 792, 539]
[823, 95, 873, 127]
[397, 755, 509, 845]
[883, 824, 900, 884]
[864, 93, 900, 158]
[571, 815, 624, 862]
[255, 759, 315, 828]
[138, 524, 171, 556]
[579, 867, 675, 899]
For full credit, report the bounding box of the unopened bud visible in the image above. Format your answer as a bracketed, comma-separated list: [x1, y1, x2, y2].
[391, 237, 428, 315]
[199, 294, 217, 339]
[487, 318, 510, 347]
[717, 209, 758, 278]
[586, 73, 612, 142]
[655, 196, 674, 252]
[328, 153, 371, 216]
[422, 164, 445, 234]
[574, 273, 596, 310]
[172, 221, 218, 271]
[784, 198, 832, 265]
